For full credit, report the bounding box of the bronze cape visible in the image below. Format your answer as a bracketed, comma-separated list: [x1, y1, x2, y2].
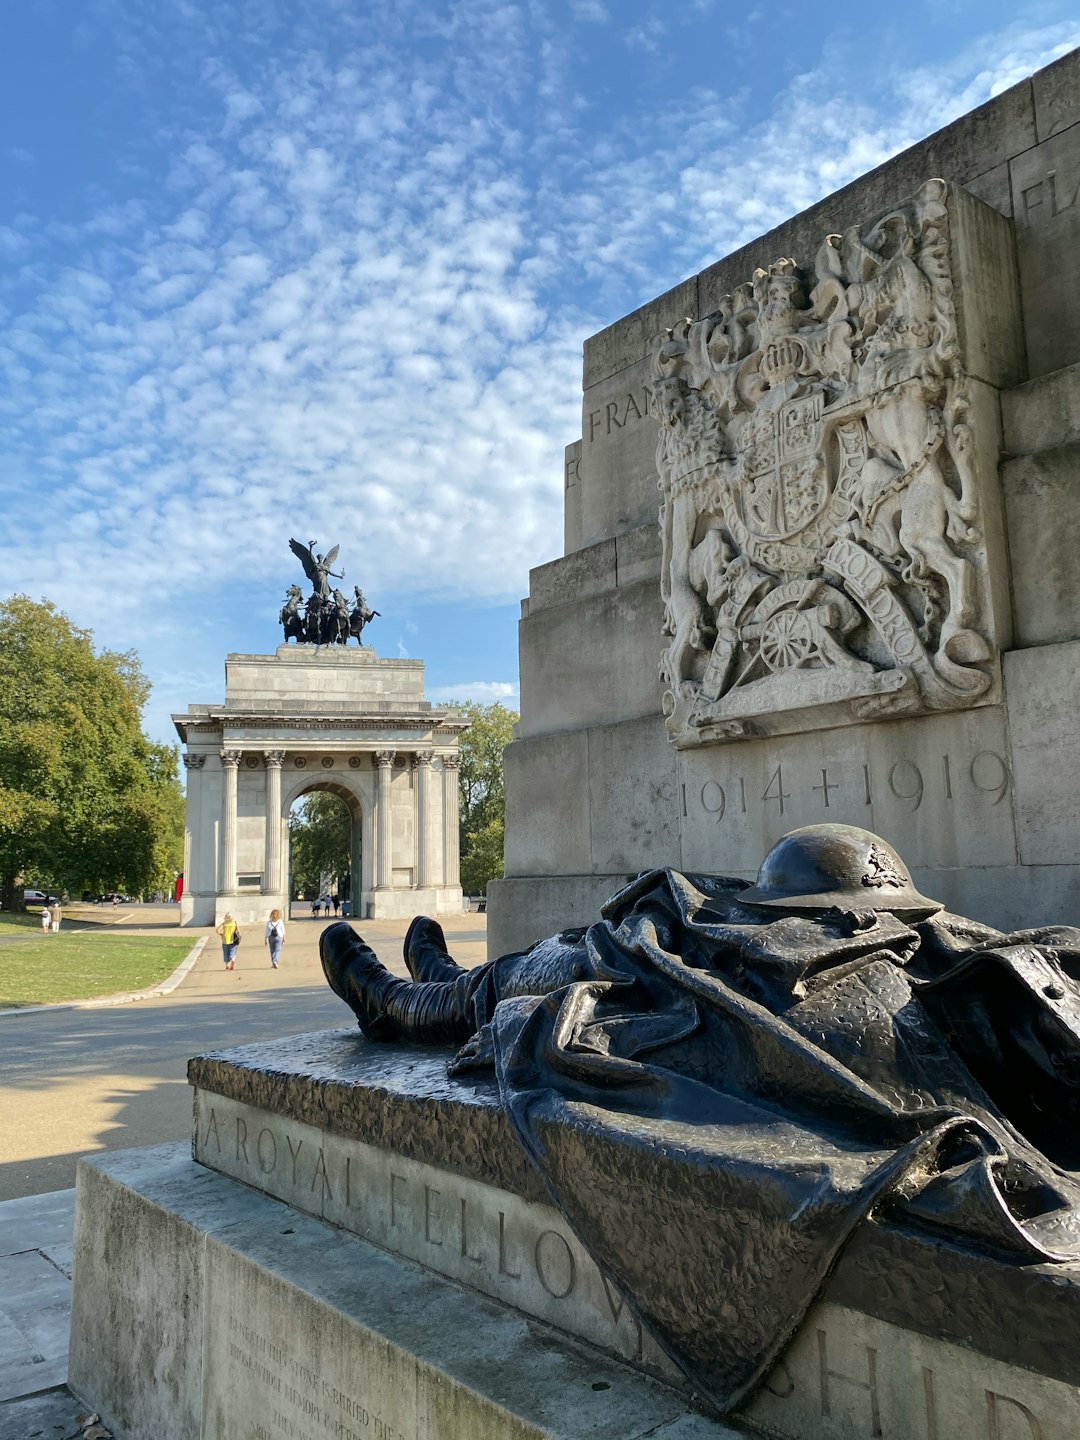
[323, 870, 1080, 1415]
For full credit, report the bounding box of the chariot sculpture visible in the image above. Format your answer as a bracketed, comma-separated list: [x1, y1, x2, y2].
[279, 538, 380, 646]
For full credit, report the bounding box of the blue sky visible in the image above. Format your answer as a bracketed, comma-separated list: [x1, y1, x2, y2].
[2, 1, 1078, 745]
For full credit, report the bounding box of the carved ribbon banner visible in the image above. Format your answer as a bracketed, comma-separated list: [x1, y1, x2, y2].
[655, 179, 997, 748]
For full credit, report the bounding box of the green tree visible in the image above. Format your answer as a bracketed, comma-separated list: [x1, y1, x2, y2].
[450, 700, 517, 896]
[289, 791, 351, 899]
[0, 596, 184, 906]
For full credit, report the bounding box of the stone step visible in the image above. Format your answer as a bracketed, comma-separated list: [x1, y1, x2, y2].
[1002, 359, 1080, 455]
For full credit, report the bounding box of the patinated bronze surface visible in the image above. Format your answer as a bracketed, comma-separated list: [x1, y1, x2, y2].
[281, 539, 380, 645]
[319, 824, 1080, 1416]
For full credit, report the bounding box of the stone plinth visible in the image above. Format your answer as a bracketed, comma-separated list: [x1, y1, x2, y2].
[69, 1144, 735, 1440]
[68, 1031, 1080, 1438]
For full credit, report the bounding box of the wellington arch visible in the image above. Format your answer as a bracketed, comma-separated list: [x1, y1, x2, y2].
[173, 644, 467, 926]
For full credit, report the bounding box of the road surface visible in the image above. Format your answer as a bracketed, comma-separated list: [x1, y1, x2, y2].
[0, 905, 488, 1202]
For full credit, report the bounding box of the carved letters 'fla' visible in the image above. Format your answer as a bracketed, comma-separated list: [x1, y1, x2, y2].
[656, 180, 999, 748]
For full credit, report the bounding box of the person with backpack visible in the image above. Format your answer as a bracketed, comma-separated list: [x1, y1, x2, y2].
[265, 909, 286, 969]
[215, 913, 241, 970]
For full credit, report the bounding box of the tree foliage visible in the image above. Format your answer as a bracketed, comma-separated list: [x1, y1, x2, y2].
[0, 596, 184, 906]
[289, 790, 351, 899]
[451, 700, 517, 896]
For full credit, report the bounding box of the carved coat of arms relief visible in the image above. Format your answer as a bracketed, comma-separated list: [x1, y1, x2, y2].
[655, 179, 997, 748]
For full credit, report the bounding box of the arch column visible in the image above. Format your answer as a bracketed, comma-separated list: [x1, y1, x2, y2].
[374, 750, 395, 890]
[182, 753, 206, 895]
[219, 749, 242, 893]
[414, 751, 434, 888]
[263, 751, 285, 894]
[442, 753, 461, 887]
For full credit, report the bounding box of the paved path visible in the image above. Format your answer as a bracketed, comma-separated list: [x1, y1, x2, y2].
[0, 907, 488, 1203]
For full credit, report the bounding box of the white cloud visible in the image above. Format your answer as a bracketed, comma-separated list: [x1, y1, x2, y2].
[0, 9, 1076, 681]
[428, 681, 520, 708]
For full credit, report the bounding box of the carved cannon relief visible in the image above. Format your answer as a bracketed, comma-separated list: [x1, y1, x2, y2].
[655, 180, 1003, 748]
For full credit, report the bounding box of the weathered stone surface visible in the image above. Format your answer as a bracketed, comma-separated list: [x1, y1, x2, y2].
[1034, 46, 1080, 142]
[1005, 641, 1080, 867]
[194, 1091, 677, 1381]
[1002, 358, 1080, 453]
[564, 439, 583, 554]
[528, 537, 616, 616]
[188, 1030, 547, 1203]
[487, 874, 630, 958]
[71, 1145, 742, 1440]
[517, 577, 665, 739]
[1002, 442, 1080, 646]
[615, 520, 663, 588]
[583, 277, 699, 389]
[1010, 123, 1080, 377]
[656, 182, 1012, 750]
[580, 354, 664, 548]
[587, 716, 682, 875]
[503, 731, 592, 877]
[676, 705, 1018, 879]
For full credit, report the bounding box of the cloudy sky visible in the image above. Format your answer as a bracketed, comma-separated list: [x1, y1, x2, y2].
[2, 1, 1077, 744]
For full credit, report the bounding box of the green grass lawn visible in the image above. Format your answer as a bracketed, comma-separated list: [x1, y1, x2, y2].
[0, 910, 50, 936]
[0, 933, 195, 1006]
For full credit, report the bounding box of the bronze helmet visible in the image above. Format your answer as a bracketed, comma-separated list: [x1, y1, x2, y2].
[739, 823, 942, 920]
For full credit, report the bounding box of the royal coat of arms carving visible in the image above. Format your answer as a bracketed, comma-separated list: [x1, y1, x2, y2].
[656, 179, 1002, 748]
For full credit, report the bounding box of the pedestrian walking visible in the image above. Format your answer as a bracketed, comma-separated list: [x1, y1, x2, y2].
[310, 896, 319, 920]
[49, 899, 62, 933]
[216, 913, 241, 970]
[265, 909, 286, 969]
[332, 893, 340, 917]
[40, 902, 52, 934]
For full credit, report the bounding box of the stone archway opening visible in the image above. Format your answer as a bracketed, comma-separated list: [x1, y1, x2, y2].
[287, 783, 362, 921]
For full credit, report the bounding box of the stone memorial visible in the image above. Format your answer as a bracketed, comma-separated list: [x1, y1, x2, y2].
[175, 540, 465, 924]
[67, 46, 1080, 1440]
[489, 45, 1080, 955]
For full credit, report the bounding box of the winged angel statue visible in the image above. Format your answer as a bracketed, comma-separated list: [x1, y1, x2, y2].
[279, 539, 380, 646]
[655, 179, 995, 746]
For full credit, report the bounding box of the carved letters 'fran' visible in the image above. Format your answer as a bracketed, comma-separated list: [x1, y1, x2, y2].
[656, 179, 1000, 748]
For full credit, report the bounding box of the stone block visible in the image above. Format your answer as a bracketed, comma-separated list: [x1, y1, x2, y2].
[615, 521, 662, 589]
[69, 1145, 207, 1438]
[1002, 357, 1080, 454]
[1034, 47, 1080, 142]
[564, 438, 583, 554]
[486, 875, 629, 959]
[71, 1145, 736, 1440]
[579, 355, 662, 548]
[503, 732, 592, 876]
[1005, 641, 1080, 866]
[1010, 124, 1080, 377]
[914, 861, 1080, 932]
[1002, 441, 1080, 646]
[195, 1091, 677, 1382]
[746, 1297, 1080, 1440]
[582, 276, 699, 389]
[947, 184, 1026, 389]
[528, 537, 616, 616]
[517, 578, 665, 739]
[676, 705, 1018, 880]
[587, 716, 681, 874]
[962, 160, 1011, 217]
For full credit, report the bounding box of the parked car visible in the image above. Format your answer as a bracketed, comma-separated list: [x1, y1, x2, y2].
[23, 889, 48, 903]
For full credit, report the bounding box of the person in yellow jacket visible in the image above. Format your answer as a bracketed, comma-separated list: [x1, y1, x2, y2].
[215, 913, 241, 970]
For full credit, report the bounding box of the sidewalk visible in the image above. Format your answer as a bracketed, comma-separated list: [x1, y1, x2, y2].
[0, 910, 492, 1435]
[0, 1187, 90, 1439]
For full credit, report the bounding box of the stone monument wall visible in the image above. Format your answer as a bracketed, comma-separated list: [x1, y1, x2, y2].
[489, 47, 1080, 957]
